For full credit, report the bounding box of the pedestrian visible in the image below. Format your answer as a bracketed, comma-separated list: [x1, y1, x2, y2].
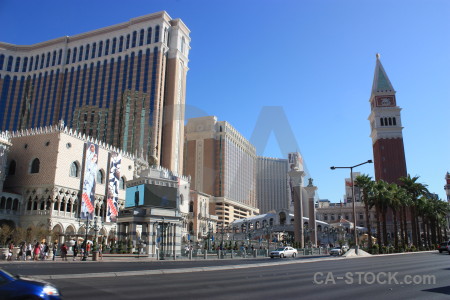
[60, 243, 68, 261]
[86, 242, 91, 257]
[26, 242, 32, 260]
[52, 242, 58, 261]
[42, 242, 49, 260]
[33, 241, 40, 261]
[98, 243, 103, 260]
[7, 242, 14, 261]
[21, 242, 27, 261]
[73, 242, 78, 261]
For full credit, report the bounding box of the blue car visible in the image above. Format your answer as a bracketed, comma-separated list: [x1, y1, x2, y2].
[0, 268, 62, 299]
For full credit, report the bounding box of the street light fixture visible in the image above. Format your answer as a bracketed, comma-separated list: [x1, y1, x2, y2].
[330, 159, 372, 254]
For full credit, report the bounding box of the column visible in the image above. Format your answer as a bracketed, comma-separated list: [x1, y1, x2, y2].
[289, 169, 305, 248]
[305, 179, 318, 247]
[130, 222, 137, 249]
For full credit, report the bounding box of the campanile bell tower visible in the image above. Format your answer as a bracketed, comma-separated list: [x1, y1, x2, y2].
[368, 54, 407, 183]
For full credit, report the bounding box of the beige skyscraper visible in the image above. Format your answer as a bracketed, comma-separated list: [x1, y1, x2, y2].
[184, 116, 259, 227]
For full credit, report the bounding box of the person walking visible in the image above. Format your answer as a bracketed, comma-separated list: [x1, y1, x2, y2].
[60, 243, 68, 261]
[21, 242, 27, 261]
[73, 242, 79, 261]
[33, 242, 40, 261]
[42, 242, 49, 260]
[98, 243, 103, 260]
[52, 242, 58, 261]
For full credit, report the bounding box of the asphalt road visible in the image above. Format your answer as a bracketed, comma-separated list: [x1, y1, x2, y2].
[2, 252, 449, 300]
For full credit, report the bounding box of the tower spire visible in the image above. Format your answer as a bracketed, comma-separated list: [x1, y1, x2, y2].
[371, 53, 395, 95]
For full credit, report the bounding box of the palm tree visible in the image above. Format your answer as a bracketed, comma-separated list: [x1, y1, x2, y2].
[389, 183, 406, 250]
[399, 175, 429, 247]
[354, 174, 374, 249]
[373, 180, 391, 247]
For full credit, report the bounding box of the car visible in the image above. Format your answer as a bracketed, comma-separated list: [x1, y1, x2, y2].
[0, 268, 62, 299]
[437, 241, 450, 253]
[270, 247, 297, 258]
[330, 246, 345, 256]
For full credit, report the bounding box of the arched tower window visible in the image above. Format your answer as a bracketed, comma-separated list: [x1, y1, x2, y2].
[30, 158, 40, 174]
[189, 201, 194, 213]
[380, 118, 384, 126]
[393, 117, 397, 126]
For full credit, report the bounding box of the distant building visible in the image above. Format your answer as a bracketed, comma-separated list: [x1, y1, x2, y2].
[184, 116, 259, 227]
[344, 172, 362, 203]
[256, 156, 290, 213]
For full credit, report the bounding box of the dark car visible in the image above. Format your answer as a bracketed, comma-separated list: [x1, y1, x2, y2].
[438, 241, 450, 254]
[0, 268, 62, 299]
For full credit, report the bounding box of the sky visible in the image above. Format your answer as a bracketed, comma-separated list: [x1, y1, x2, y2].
[1, 0, 449, 202]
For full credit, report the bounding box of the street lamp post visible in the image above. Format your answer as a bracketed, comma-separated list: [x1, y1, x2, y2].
[160, 217, 165, 260]
[330, 159, 372, 255]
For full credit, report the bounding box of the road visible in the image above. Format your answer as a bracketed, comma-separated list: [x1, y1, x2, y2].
[1, 252, 449, 299]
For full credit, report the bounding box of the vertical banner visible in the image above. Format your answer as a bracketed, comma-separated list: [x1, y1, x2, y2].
[107, 152, 121, 222]
[81, 142, 99, 219]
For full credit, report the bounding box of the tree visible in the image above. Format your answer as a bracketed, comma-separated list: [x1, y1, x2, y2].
[399, 175, 429, 247]
[354, 174, 374, 249]
[0, 225, 13, 247]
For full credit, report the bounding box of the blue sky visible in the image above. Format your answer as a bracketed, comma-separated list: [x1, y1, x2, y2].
[1, 0, 449, 202]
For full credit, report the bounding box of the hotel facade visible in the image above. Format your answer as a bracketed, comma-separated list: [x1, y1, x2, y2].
[184, 116, 259, 227]
[0, 11, 189, 175]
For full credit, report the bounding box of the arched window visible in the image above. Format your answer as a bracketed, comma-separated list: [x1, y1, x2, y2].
[181, 37, 185, 53]
[52, 51, 57, 66]
[132, 31, 137, 48]
[380, 118, 384, 126]
[97, 169, 104, 184]
[72, 47, 77, 63]
[393, 117, 397, 125]
[139, 29, 144, 46]
[119, 36, 124, 52]
[8, 160, 16, 175]
[14, 57, 21, 72]
[66, 49, 71, 64]
[0, 54, 4, 70]
[388, 117, 392, 126]
[146, 27, 152, 45]
[30, 158, 40, 174]
[119, 177, 126, 190]
[69, 161, 79, 177]
[180, 194, 184, 205]
[91, 43, 97, 59]
[112, 38, 117, 54]
[155, 26, 160, 43]
[6, 56, 13, 71]
[85, 44, 90, 60]
[189, 201, 194, 213]
[126, 34, 130, 49]
[98, 41, 103, 57]
[105, 39, 110, 55]
[79, 46, 84, 61]
[188, 222, 194, 234]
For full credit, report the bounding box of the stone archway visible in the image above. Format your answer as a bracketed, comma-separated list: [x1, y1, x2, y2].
[52, 224, 64, 244]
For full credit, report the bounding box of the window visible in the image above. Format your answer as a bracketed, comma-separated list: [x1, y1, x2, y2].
[0, 54, 4, 70]
[112, 38, 117, 54]
[97, 169, 104, 184]
[119, 177, 126, 189]
[119, 36, 124, 52]
[8, 160, 16, 175]
[132, 31, 137, 48]
[23, 57, 29, 71]
[66, 49, 71, 64]
[126, 34, 130, 49]
[146, 27, 152, 44]
[79, 46, 84, 61]
[30, 158, 40, 174]
[69, 161, 79, 177]
[14, 57, 21, 72]
[155, 26, 160, 43]
[72, 47, 77, 63]
[105, 39, 110, 55]
[6, 56, 13, 71]
[85, 44, 90, 60]
[139, 29, 144, 46]
[91, 43, 97, 59]
[189, 201, 194, 213]
[98, 41, 103, 57]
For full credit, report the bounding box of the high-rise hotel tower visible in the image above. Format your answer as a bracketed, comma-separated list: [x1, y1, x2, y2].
[0, 11, 190, 174]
